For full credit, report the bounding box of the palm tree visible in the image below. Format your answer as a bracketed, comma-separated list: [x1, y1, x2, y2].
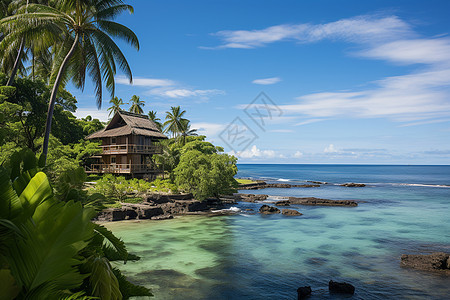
[180, 119, 197, 145]
[0, 0, 139, 164]
[129, 94, 144, 114]
[107, 96, 125, 117]
[148, 110, 163, 131]
[164, 106, 187, 138]
[1, 0, 50, 85]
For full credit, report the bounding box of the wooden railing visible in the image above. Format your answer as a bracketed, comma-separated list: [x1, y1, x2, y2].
[100, 144, 163, 154]
[85, 163, 163, 174]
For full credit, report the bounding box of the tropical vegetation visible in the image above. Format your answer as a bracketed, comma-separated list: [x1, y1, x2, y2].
[0, 150, 151, 299]
[128, 95, 144, 114]
[0, 0, 240, 297]
[0, 0, 139, 163]
[108, 96, 126, 117]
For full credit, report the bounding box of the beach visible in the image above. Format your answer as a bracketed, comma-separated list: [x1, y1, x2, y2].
[106, 164, 450, 299]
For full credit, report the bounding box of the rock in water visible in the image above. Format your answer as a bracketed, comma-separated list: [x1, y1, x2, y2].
[341, 183, 366, 187]
[288, 197, 358, 207]
[401, 252, 450, 272]
[281, 209, 303, 216]
[329, 280, 355, 294]
[259, 205, 280, 214]
[235, 193, 268, 202]
[297, 286, 312, 299]
[275, 200, 290, 206]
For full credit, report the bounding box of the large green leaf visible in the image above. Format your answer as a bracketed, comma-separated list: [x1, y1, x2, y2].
[0, 167, 22, 220]
[14, 171, 53, 222]
[4, 171, 96, 298]
[84, 256, 122, 300]
[94, 223, 128, 262]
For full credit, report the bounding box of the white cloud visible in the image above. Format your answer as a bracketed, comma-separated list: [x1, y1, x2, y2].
[116, 75, 225, 100]
[230, 145, 277, 159]
[116, 76, 174, 87]
[360, 38, 450, 65]
[191, 122, 225, 137]
[278, 68, 450, 122]
[209, 14, 450, 126]
[252, 77, 282, 85]
[207, 15, 412, 49]
[148, 88, 225, 99]
[293, 151, 303, 158]
[399, 119, 450, 127]
[324, 144, 338, 153]
[295, 119, 323, 126]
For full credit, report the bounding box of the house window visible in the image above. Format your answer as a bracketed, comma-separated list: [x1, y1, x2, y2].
[111, 138, 116, 144]
[111, 157, 116, 164]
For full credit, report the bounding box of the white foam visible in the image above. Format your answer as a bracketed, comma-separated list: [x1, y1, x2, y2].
[277, 178, 290, 182]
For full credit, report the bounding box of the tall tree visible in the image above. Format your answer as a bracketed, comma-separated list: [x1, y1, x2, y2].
[164, 106, 187, 138]
[5, 0, 28, 86]
[148, 110, 163, 131]
[128, 94, 144, 114]
[107, 96, 125, 117]
[0, 0, 139, 164]
[179, 119, 197, 145]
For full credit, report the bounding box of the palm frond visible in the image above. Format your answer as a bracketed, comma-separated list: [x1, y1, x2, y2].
[96, 19, 139, 50]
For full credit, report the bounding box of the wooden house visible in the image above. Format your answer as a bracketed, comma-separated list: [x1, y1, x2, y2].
[85, 110, 167, 178]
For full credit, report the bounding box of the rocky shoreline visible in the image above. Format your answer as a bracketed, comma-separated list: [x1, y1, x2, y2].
[96, 193, 236, 222]
[237, 180, 366, 190]
[96, 178, 363, 222]
[236, 193, 358, 207]
[237, 182, 320, 190]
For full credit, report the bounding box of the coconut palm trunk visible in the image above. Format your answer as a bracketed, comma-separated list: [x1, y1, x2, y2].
[5, 38, 24, 86]
[5, 0, 29, 86]
[42, 33, 79, 163]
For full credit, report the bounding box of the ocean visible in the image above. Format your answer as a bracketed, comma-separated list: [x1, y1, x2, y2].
[106, 164, 450, 299]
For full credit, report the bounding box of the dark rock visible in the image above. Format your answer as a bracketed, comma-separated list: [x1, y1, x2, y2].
[96, 208, 137, 221]
[141, 206, 164, 219]
[187, 201, 208, 212]
[259, 205, 280, 214]
[216, 195, 238, 204]
[146, 193, 193, 203]
[288, 197, 358, 207]
[307, 180, 327, 184]
[329, 280, 355, 294]
[447, 257, 450, 269]
[401, 252, 450, 272]
[208, 210, 238, 217]
[244, 208, 254, 211]
[238, 182, 319, 190]
[159, 200, 208, 215]
[145, 194, 172, 204]
[341, 183, 366, 187]
[237, 182, 267, 189]
[275, 200, 290, 206]
[281, 209, 303, 216]
[291, 184, 320, 188]
[151, 214, 173, 220]
[297, 286, 312, 299]
[235, 193, 268, 202]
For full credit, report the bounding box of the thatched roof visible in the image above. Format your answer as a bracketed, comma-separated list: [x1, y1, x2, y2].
[86, 110, 167, 139]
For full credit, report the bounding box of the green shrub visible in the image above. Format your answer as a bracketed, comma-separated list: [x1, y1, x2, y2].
[174, 150, 238, 200]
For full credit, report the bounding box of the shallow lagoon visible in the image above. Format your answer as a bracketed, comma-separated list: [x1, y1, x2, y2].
[107, 165, 450, 299]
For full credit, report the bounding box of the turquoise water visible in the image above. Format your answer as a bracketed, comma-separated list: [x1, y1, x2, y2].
[106, 164, 450, 299]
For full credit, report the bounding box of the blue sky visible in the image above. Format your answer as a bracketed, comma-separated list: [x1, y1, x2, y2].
[72, 0, 450, 164]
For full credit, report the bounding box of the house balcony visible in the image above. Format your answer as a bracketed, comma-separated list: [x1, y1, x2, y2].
[85, 163, 164, 174]
[100, 144, 163, 155]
